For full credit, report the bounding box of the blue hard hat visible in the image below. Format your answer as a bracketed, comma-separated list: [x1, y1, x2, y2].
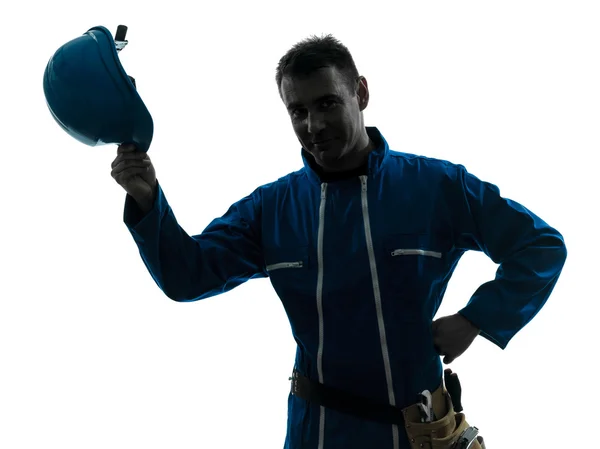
[43, 25, 153, 152]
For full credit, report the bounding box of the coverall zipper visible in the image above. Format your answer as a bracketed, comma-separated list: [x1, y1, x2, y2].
[360, 176, 400, 449]
[317, 182, 328, 449]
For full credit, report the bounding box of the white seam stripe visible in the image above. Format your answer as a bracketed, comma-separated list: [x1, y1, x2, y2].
[360, 176, 399, 449]
[317, 183, 327, 449]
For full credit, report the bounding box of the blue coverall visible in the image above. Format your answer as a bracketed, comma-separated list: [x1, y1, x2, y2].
[124, 126, 567, 449]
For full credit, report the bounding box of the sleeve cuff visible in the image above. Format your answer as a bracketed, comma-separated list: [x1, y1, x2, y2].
[458, 309, 509, 350]
[123, 181, 164, 233]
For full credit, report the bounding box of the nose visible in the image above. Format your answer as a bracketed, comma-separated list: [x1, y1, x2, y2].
[307, 111, 326, 135]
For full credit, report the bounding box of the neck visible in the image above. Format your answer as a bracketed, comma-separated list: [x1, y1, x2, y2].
[340, 136, 375, 172]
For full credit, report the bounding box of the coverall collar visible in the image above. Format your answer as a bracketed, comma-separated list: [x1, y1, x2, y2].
[301, 126, 390, 186]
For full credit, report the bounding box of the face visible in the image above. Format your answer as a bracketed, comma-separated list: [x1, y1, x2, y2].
[280, 66, 371, 172]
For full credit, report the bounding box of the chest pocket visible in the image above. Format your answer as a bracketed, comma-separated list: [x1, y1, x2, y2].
[383, 233, 451, 296]
[264, 246, 312, 295]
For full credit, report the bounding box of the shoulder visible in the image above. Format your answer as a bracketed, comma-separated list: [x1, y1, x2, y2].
[386, 149, 466, 180]
[240, 168, 307, 206]
[255, 168, 306, 192]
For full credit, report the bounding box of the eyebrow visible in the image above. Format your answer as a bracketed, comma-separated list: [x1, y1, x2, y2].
[287, 94, 344, 111]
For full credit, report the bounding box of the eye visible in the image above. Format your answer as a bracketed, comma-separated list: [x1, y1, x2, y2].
[292, 100, 337, 117]
[291, 101, 337, 118]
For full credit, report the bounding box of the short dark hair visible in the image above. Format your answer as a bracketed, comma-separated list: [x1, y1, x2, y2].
[275, 34, 360, 99]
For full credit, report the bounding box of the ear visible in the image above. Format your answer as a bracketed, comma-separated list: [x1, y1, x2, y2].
[357, 76, 369, 110]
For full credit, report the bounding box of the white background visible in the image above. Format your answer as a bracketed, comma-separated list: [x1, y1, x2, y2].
[1, 1, 598, 448]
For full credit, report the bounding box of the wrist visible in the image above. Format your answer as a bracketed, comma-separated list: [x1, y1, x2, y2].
[136, 182, 157, 213]
[137, 198, 154, 213]
[458, 313, 480, 334]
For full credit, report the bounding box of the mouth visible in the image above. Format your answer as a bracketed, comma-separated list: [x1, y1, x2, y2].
[313, 138, 335, 146]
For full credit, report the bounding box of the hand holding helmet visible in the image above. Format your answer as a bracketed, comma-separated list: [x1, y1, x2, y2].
[111, 144, 157, 212]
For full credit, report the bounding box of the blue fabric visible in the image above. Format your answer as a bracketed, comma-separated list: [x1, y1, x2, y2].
[124, 126, 567, 448]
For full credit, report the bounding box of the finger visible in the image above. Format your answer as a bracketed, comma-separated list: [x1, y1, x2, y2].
[113, 167, 149, 185]
[111, 152, 149, 169]
[111, 157, 151, 172]
[117, 143, 138, 153]
[111, 161, 151, 179]
[113, 160, 151, 177]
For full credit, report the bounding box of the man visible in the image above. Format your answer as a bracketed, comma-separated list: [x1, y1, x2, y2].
[111, 34, 567, 449]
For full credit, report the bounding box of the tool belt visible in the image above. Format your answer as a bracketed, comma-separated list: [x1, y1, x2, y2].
[290, 368, 486, 449]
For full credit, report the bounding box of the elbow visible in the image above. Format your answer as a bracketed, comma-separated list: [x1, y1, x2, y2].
[553, 228, 568, 266]
[159, 276, 207, 303]
[165, 290, 203, 303]
[559, 238, 568, 267]
[161, 284, 199, 303]
[163, 288, 184, 302]
[528, 230, 568, 275]
[159, 273, 224, 303]
[163, 286, 213, 303]
[547, 231, 568, 272]
[167, 294, 202, 303]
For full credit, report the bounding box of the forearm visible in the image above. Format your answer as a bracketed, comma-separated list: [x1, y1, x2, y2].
[124, 181, 267, 302]
[459, 234, 567, 349]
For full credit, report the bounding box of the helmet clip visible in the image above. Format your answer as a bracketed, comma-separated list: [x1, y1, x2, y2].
[114, 25, 129, 52]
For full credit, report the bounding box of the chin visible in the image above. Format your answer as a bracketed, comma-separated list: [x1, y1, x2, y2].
[318, 153, 346, 169]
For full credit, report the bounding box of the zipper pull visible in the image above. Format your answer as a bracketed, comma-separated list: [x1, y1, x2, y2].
[360, 176, 367, 192]
[321, 183, 327, 199]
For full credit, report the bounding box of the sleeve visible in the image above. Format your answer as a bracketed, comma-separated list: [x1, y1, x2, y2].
[123, 180, 268, 302]
[445, 164, 567, 349]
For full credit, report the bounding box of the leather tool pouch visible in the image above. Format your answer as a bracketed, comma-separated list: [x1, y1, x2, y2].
[401, 382, 486, 449]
